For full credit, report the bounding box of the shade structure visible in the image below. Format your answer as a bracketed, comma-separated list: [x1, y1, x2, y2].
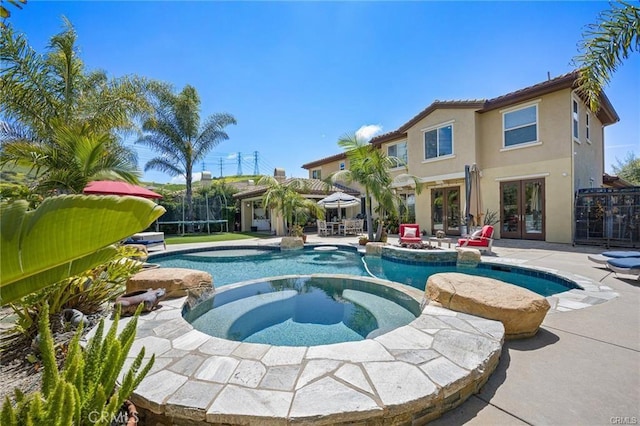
[317, 192, 361, 219]
[83, 181, 162, 199]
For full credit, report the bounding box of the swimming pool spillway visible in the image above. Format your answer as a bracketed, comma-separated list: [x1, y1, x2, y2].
[183, 275, 421, 346]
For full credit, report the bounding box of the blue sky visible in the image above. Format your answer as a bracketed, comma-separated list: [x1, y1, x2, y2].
[8, 1, 639, 184]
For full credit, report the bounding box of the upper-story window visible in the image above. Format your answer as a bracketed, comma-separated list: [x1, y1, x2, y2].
[312, 169, 321, 179]
[572, 100, 580, 141]
[503, 104, 537, 147]
[339, 162, 345, 170]
[424, 124, 453, 160]
[585, 112, 591, 142]
[387, 141, 408, 167]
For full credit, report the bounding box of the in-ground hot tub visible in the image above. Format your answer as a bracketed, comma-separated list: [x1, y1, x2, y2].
[182, 275, 421, 346]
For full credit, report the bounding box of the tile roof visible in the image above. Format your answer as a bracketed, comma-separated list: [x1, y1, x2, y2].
[369, 71, 619, 146]
[301, 152, 348, 170]
[232, 178, 359, 199]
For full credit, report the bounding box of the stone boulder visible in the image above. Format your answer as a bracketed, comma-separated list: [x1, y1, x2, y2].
[365, 242, 386, 256]
[127, 267, 213, 299]
[426, 272, 550, 339]
[456, 247, 481, 267]
[280, 236, 304, 250]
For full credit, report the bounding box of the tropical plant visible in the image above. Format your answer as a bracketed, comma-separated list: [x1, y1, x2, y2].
[1, 123, 141, 194]
[483, 209, 500, 226]
[258, 175, 325, 236]
[0, 303, 154, 426]
[1, 19, 153, 194]
[8, 246, 144, 339]
[612, 151, 640, 185]
[0, 195, 165, 305]
[330, 133, 422, 241]
[574, 1, 640, 111]
[136, 84, 236, 230]
[1, 19, 152, 138]
[0, 0, 26, 28]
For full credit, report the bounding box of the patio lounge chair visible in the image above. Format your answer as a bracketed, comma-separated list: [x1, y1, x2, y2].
[399, 224, 422, 244]
[606, 257, 640, 279]
[123, 238, 166, 250]
[457, 225, 494, 254]
[587, 251, 640, 265]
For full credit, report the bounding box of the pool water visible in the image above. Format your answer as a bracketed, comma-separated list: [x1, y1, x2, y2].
[183, 276, 420, 346]
[156, 248, 367, 286]
[156, 246, 577, 296]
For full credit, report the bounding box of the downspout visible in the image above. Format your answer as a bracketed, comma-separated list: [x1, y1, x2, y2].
[570, 90, 577, 245]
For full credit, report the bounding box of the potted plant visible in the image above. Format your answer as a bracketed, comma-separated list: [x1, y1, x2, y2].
[291, 224, 307, 243]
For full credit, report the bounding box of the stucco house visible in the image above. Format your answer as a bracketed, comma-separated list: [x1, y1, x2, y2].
[302, 71, 620, 244]
[233, 169, 360, 235]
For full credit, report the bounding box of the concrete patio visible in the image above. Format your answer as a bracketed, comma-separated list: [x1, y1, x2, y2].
[149, 234, 639, 425]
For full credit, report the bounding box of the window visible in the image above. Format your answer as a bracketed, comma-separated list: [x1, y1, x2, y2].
[572, 100, 579, 140]
[585, 112, 590, 142]
[339, 162, 345, 170]
[424, 125, 453, 159]
[503, 105, 537, 147]
[387, 141, 408, 167]
[312, 169, 321, 179]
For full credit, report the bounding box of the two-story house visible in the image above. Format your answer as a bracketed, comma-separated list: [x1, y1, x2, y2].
[302, 71, 619, 243]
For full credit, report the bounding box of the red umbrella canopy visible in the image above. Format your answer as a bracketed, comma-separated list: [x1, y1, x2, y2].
[83, 181, 162, 199]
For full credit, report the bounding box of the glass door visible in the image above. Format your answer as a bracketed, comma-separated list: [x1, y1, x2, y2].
[500, 179, 545, 240]
[432, 187, 462, 235]
[523, 179, 544, 239]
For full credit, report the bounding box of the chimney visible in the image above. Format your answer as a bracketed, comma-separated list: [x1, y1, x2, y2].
[274, 168, 286, 182]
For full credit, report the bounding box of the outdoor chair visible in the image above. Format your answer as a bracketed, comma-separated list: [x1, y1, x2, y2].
[606, 257, 640, 279]
[587, 250, 640, 265]
[317, 220, 331, 236]
[457, 225, 494, 254]
[399, 224, 422, 244]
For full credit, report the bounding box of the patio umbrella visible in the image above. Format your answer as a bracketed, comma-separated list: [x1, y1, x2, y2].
[83, 180, 162, 199]
[464, 164, 483, 227]
[317, 192, 360, 220]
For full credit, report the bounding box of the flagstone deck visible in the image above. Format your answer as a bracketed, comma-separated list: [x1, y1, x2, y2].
[94, 280, 505, 425]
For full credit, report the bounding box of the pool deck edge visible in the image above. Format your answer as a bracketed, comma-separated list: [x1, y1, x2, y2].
[89, 283, 505, 425]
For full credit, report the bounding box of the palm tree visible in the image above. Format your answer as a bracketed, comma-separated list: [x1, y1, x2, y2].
[258, 175, 324, 236]
[1, 19, 151, 138]
[1, 19, 152, 194]
[0, 0, 26, 28]
[0, 123, 140, 194]
[329, 133, 422, 241]
[574, 1, 640, 111]
[137, 85, 236, 229]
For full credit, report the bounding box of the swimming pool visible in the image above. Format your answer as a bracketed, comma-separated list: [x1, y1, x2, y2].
[183, 275, 420, 346]
[154, 245, 580, 296]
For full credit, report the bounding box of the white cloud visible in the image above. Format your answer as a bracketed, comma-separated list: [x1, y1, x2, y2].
[170, 172, 203, 184]
[355, 124, 383, 142]
[227, 153, 237, 159]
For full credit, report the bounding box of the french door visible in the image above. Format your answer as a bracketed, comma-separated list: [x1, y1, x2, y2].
[432, 187, 462, 235]
[500, 178, 545, 240]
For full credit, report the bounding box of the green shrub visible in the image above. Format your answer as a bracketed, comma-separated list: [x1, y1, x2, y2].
[8, 246, 143, 338]
[0, 303, 154, 426]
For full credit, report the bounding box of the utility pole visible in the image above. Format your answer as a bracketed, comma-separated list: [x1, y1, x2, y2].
[236, 152, 242, 176]
[219, 158, 224, 177]
[253, 151, 259, 175]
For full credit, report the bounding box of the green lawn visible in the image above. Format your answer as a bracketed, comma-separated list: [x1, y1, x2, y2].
[165, 232, 271, 245]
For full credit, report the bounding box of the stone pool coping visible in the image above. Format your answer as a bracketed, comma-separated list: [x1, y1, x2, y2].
[91, 275, 505, 425]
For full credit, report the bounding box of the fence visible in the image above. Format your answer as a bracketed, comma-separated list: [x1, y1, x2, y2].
[574, 187, 640, 247]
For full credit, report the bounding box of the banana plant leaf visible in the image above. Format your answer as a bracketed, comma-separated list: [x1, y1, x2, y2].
[1, 195, 166, 304]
